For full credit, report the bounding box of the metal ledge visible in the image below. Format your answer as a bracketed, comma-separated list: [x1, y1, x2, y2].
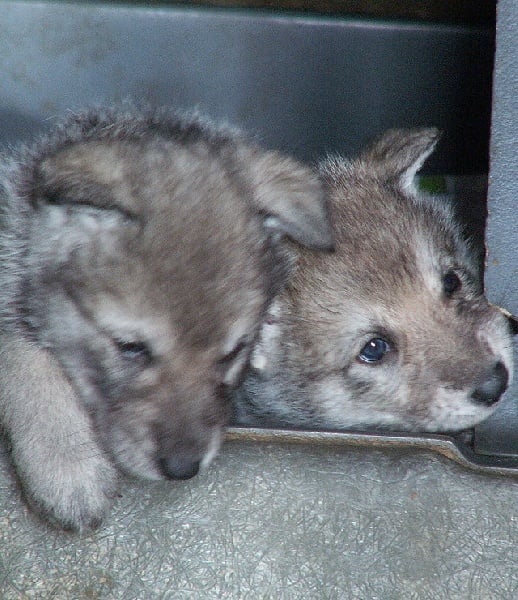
[226, 426, 518, 475]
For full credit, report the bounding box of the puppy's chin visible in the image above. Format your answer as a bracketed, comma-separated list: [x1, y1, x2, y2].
[422, 390, 501, 433]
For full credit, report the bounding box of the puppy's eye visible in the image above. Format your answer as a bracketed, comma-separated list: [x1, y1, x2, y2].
[358, 338, 391, 364]
[443, 270, 462, 297]
[115, 340, 153, 366]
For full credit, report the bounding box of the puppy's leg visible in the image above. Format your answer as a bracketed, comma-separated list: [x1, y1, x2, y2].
[0, 332, 118, 530]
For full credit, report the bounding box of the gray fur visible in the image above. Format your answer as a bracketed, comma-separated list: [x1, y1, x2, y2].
[233, 128, 514, 433]
[0, 105, 332, 530]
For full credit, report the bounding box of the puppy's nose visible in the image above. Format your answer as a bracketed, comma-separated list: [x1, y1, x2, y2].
[471, 361, 509, 406]
[158, 455, 200, 480]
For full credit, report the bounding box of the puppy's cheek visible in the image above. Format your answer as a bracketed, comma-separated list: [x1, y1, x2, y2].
[250, 347, 267, 372]
[249, 314, 283, 373]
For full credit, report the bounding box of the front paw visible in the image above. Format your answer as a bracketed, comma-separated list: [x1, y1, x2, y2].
[0, 334, 120, 530]
[15, 443, 119, 532]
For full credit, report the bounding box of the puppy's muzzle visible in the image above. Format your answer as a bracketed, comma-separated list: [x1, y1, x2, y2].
[471, 361, 509, 407]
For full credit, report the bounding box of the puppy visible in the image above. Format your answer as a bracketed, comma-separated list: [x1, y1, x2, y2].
[233, 128, 514, 432]
[0, 105, 333, 530]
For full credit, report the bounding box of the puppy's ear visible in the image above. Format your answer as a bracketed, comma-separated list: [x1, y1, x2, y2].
[30, 144, 136, 266]
[35, 142, 136, 220]
[364, 128, 440, 193]
[246, 150, 334, 251]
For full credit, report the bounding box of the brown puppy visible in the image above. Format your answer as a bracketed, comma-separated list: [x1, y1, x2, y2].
[0, 105, 333, 530]
[234, 129, 514, 432]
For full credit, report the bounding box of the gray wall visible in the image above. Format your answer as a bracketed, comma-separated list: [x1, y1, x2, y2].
[475, 0, 518, 455]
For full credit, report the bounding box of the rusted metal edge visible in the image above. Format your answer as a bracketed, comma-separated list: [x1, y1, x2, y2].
[225, 426, 518, 477]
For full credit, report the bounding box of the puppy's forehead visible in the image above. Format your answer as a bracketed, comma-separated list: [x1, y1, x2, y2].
[144, 247, 265, 351]
[293, 176, 469, 318]
[66, 139, 269, 347]
[136, 166, 268, 348]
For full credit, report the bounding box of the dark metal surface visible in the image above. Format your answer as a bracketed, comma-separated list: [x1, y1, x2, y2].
[1, 1, 493, 174]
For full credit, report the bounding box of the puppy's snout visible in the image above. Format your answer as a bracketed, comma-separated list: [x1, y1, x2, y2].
[471, 361, 509, 406]
[158, 454, 200, 480]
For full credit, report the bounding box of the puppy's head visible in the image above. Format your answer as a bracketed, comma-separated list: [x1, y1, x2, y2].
[249, 128, 514, 432]
[13, 107, 332, 479]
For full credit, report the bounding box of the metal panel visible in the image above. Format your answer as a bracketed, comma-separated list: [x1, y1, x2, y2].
[0, 1, 493, 174]
[475, 0, 518, 456]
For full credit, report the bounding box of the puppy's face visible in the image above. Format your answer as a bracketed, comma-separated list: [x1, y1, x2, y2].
[280, 228, 512, 432]
[20, 123, 332, 480]
[248, 129, 514, 432]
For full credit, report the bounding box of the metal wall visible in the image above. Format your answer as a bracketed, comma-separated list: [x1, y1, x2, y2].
[475, 0, 518, 456]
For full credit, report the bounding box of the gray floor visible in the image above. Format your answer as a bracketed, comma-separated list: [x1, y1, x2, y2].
[1, 434, 517, 599]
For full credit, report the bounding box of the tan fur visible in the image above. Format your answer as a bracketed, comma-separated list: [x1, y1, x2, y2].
[0, 106, 333, 530]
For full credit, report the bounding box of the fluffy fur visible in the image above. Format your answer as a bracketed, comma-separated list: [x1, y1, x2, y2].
[233, 128, 514, 432]
[0, 105, 333, 530]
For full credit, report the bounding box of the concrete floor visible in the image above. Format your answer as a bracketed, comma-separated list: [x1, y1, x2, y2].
[1, 433, 517, 599]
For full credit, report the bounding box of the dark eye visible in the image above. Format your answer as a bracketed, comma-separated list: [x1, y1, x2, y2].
[115, 340, 153, 366]
[443, 270, 462, 297]
[358, 338, 391, 364]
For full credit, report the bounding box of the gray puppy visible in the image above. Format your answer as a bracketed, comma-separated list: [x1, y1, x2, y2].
[0, 106, 333, 530]
[234, 128, 514, 432]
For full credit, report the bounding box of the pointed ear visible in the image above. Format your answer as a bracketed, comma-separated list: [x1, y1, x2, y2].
[245, 150, 334, 251]
[363, 128, 440, 193]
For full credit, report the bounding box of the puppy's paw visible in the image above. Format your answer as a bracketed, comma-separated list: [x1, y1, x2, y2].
[0, 334, 120, 531]
[18, 446, 119, 532]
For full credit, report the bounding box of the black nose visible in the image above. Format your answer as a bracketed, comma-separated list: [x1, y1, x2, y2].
[158, 455, 200, 480]
[471, 361, 509, 406]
